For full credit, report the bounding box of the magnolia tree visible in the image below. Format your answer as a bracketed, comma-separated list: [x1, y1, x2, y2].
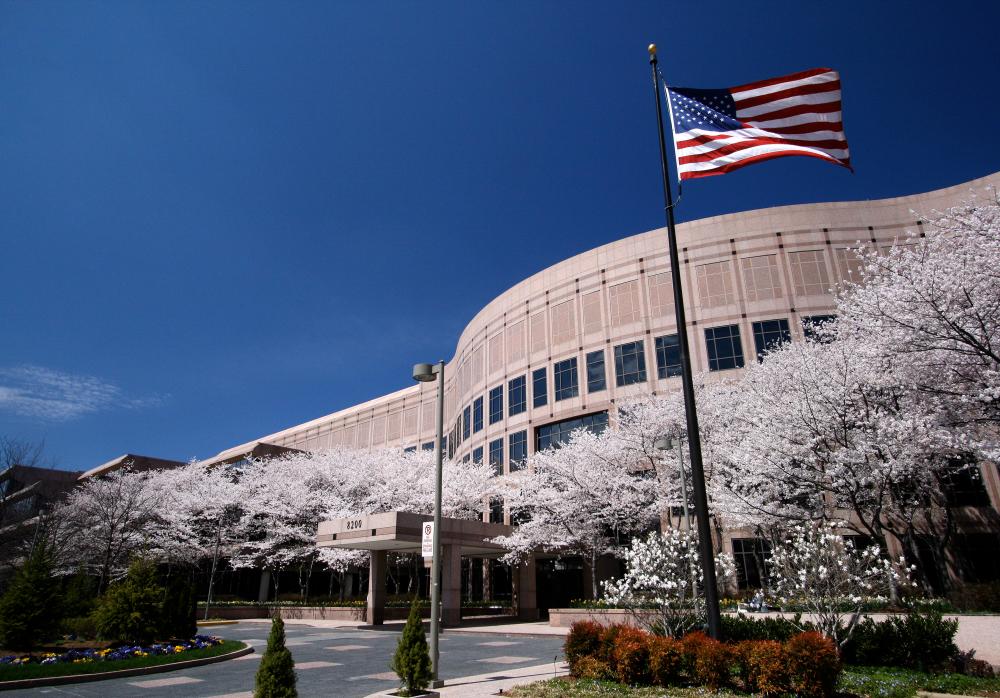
[603, 529, 735, 637]
[768, 522, 909, 647]
[492, 428, 660, 598]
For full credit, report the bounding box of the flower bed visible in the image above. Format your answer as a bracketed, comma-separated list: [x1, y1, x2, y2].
[1, 635, 224, 670]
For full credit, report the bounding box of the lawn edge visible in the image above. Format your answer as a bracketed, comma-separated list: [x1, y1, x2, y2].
[0, 642, 252, 691]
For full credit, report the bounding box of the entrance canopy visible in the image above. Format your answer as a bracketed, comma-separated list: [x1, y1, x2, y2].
[316, 510, 512, 557]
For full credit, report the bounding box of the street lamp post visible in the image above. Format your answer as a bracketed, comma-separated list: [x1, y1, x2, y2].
[412, 361, 445, 689]
[654, 435, 698, 600]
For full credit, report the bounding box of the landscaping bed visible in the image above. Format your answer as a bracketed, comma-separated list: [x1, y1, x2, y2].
[0, 637, 242, 682]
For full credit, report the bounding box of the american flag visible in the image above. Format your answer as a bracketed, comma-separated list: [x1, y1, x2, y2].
[665, 67, 851, 180]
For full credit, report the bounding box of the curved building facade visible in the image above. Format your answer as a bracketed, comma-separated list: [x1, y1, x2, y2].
[207, 173, 1000, 522]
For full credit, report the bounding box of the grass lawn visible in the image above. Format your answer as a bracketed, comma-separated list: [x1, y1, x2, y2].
[0, 640, 246, 683]
[508, 668, 1000, 698]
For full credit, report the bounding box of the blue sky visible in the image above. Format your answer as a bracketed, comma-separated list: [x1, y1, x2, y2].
[2, 1, 998, 470]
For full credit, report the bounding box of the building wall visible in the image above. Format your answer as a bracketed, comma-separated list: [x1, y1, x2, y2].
[216, 172, 1000, 518]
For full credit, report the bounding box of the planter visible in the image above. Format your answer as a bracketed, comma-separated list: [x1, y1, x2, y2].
[548, 608, 644, 628]
[372, 691, 439, 698]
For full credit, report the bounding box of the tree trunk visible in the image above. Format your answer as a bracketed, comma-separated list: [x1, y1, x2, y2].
[591, 547, 599, 600]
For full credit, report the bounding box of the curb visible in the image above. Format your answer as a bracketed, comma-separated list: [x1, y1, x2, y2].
[0, 644, 253, 691]
[197, 620, 240, 627]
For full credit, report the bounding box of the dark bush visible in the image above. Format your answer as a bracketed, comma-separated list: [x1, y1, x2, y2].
[736, 640, 790, 696]
[390, 599, 431, 696]
[786, 631, 841, 698]
[0, 541, 63, 650]
[255, 616, 297, 698]
[162, 575, 197, 640]
[949, 649, 996, 678]
[721, 612, 812, 642]
[94, 559, 163, 645]
[842, 611, 958, 671]
[647, 635, 683, 687]
[565, 620, 604, 675]
[947, 581, 1000, 613]
[61, 571, 98, 619]
[61, 615, 98, 640]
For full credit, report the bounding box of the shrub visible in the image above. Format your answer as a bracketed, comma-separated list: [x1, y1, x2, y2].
[682, 631, 732, 690]
[390, 599, 432, 696]
[947, 581, 1000, 613]
[721, 612, 812, 642]
[842, 611, 958, 671]
[949, 649, 996, 678]
[565, 620, 603, 675]
[574, 656, 612, 680]
[611, 630, 651, 685]
[255, 616, 297, 697]
[0, 541, 63, 650]
[94, 559, 163, 645]
[61, 615, 98, 640]
[598, 624, 625, 663]
[736, 640, 790, 696]
[786, 631, 841, 698]
[647, 635, 683, 686]
[162, 575, 197, 640]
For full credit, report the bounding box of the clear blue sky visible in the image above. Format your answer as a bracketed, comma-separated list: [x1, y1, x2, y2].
[2, 1, 998, 470]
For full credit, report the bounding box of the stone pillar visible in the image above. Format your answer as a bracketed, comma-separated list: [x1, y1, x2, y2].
[368, 550, 387, 626]
[515, 556, 538, 621]
[257, 570, 271, 603]
[441, 544, 462, 626]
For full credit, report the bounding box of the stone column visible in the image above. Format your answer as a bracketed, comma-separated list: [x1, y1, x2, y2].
[441, 544, 462, 626]
[368, 550, 387, 626]
[515, 556, 538, 621]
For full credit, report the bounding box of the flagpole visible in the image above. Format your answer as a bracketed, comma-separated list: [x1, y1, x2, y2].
[648, 43, 722, 640]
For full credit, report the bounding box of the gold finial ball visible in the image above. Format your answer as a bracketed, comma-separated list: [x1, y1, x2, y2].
[648, 43, 657, 55]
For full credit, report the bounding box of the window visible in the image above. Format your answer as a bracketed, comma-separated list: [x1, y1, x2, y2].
[532, 368, 547, 408]
[462, 404, 471, 440]
[535, 411, 609, 451]
[586, 350, 606, 393]
[488, 497, 504, 524]
[752, 319, 792, 362]
[472, 446, 483, 464]
[509, 431, 528, 472]
[403, 446, 416, 453]
[488, 438, 504, 476]
[614, 341, 647, 386]
[705, 325, 745, 371]
[655, 334, 681, 379]
[802, 314, 836, 342]
[488, 385, 503, 424]
[940, 459, 991, 507]
[421, 441, 434, 451]
[553, 358, 579, 401]
[473, 396, 483, 432]
[508, 375, 526, 416]
[462, 454, 470, 463]
[732, 538, 772, 590]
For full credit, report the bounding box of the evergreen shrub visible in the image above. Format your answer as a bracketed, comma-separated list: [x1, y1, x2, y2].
[390, 599, 432, 696]
[254, 616, 297, 698]
[0, 542, 63, 650]
[94, 559, 163, 645]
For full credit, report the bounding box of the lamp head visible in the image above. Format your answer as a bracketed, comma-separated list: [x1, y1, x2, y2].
[412, 363, 437, 382]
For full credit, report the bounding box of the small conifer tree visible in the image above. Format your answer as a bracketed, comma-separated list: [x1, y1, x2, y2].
[254, 615, 297, 698]
[94, 558, 163, 644]
[391, 598, 432, 696]
[0, 540, 63, 650]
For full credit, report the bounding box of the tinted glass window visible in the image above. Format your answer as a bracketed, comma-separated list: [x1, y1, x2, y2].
[532, 368, 547, 408]
[802, 314, 837, 342]
[553, 358, 579, 401]
[535, 411, 609, 451]
[462, 405, 471, 440]
[488, 438, 504, 476]
[488, 385, 503, 424]
[421, 441, 434, 451]
[586, 350, 606, 393]
[655, 334, 682, 379]
[705, 325, 745, 371]
[614, 341, 647, 386]
[752, 319, 792, 362]
[472, 446, 483, 464]
[508, 375, 526, 416]
[509, 431, 527, 472]
[473, 396, 483, 432]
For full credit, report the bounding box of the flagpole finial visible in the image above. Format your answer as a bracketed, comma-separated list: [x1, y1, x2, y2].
[648, 43, 657, 63]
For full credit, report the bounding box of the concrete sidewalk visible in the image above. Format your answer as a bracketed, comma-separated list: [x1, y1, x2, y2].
[362, 661, 569, 698]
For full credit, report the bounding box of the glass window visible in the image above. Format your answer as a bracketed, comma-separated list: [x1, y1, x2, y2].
[462, 454, 470, 463]
[614, 341, 647, 386]
[403, 446, 416, 453]
[532, 368, 547, 408]
[705, 325, 745, 371]
[586, 350, 606, 393]
[655, 334, 682, 379]
[752, 319, 792, 362]
[488, 438, 504, 476]
[509, 431, 527, 472]
[535, 411, 609, 451]
[473, 396, 483, 432]
[732, 538, 772, 590]
[462, 404, 471, 440]
[472, 446, 483, 464]
[508, 375, 526, 416]
[421, 441, 434, 451]
[553, 357, 579, 401]
[802, 314, 837, 342]
[488, 385, 503, 424]
[488, 497, 504, 524]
